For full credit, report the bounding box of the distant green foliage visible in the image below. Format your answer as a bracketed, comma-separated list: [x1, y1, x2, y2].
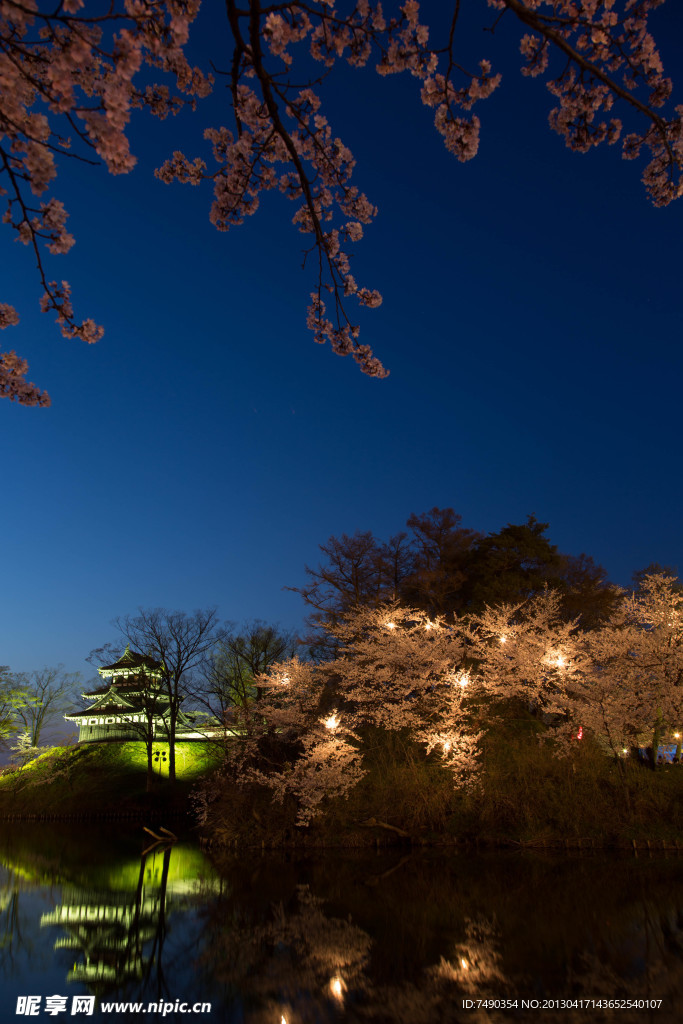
[0, 668, 36, 742]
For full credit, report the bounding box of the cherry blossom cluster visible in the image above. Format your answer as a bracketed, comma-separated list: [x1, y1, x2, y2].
[224, 658, 367, 825]
[0, 348, 50, 406]
[421, 62, 502, 163]
[158, 14, 387, 376]
[1, 0, 211, 404]
[157, 0, 680, 382]
[225, 605, 484, 825]
[498, 0, 683, 205]
[471, 573, 683, 761]
[220, 573, 683, 825]
[3, 1, 681, 406]
[469, 588, 588, 719]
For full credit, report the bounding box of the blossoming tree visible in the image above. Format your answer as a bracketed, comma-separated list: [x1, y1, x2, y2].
[2, 1, 681, 405]
[226, 655, 368, 825]
[469, 586, 649, 765]
[579, 573, 683, 765]
[227, 604, 482, 824]
[471, 574, 683, 771]
[214, 574, 682, 827]
[468, 588, 588, 721]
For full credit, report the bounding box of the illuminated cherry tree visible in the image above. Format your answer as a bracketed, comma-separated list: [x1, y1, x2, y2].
[227, 604, 482, 824]
[329, 604, 482, 776]
[217, 575, 683, 826]
[468, 588, 588, 721]
[2, 1, 682, 405]
[224, 656, 367, 825]
[469, 587, 646, 760]
[626, 572, 683, 740]
[471, 574, 683, 765]
[578, 573, 683, 762]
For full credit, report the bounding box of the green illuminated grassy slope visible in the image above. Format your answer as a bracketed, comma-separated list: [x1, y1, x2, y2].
[0, 742, 221, 819]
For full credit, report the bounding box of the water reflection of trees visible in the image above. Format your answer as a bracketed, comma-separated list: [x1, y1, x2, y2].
[1, 831, 683, 1023]
[200, 852, 683, 1023]
[39, 845, 173, 1002]
[0, 865, 59, 980]
[205, 884, 371, 1023]
[0, 871, 29, 971]
[0, 826, 220, 1010]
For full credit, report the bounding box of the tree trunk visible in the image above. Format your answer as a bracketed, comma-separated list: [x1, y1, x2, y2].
[651, 709, 663, 770]
[146, 737, 155, 792]
[168, 716, 176, 782]
[613, 751, 633, 816]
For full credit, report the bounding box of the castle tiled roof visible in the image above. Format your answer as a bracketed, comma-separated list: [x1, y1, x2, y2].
[66, 692, 169, 719]
[66, 705, 120, 719]
[99, 645, 162, 673]
[84, 678, 163, 699]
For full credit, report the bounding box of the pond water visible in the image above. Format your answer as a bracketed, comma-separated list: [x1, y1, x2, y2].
[0, 825, 681, 1023]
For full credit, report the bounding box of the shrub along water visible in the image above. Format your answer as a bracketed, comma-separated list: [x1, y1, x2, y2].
[199, 714, 683, 848]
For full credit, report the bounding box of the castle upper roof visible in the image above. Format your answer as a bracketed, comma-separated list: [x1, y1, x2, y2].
[98, 644, 162, 675]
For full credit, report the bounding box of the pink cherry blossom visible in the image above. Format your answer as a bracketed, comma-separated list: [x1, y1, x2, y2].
[1, 1, 680, 405]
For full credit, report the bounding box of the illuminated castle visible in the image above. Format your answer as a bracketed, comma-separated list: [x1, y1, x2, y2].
[65, 646, 212, 743]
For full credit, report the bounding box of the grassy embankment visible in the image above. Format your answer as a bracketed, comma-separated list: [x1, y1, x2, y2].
[4, 721, 683, 847]
[200, 714, 683, 849]
[0, 741, 221, 820]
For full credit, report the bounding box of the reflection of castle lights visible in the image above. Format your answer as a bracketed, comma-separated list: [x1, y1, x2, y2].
[460, 958, 469, 970]
[329, 975, 346, 1003]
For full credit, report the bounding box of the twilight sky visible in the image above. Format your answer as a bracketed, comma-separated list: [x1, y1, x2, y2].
[2, 1, 683, 683]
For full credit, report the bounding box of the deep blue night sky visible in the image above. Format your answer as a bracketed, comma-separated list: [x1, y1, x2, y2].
[2, 1, 683, 682]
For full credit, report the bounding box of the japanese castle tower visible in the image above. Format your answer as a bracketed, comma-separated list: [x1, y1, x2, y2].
[65, 646, 211, 744]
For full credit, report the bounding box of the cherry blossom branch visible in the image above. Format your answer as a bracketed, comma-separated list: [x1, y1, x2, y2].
[503, 0, 669, 131]
[0, 0, 211, 404]
[3, 1, 682, 406]
[500, 0, 682, 204]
